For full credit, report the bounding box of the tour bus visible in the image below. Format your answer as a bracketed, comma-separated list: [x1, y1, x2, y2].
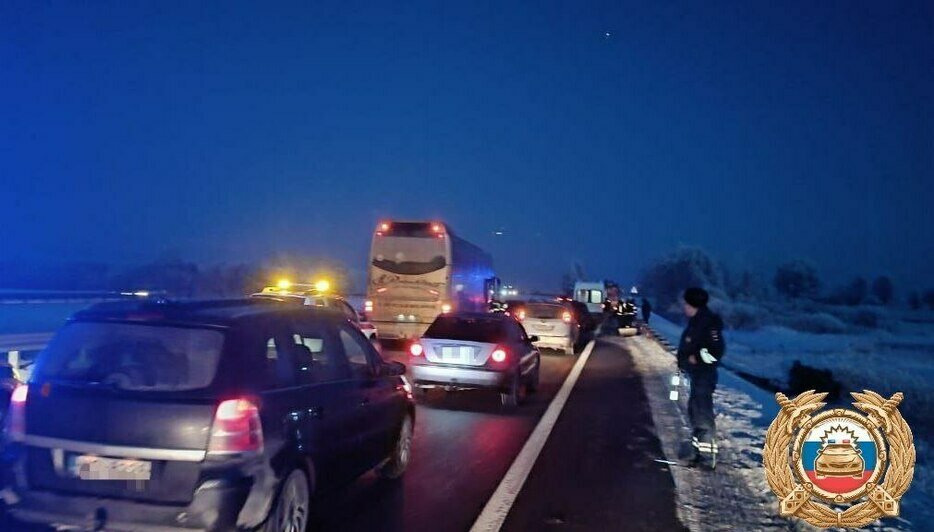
[366, 220, 494, 339]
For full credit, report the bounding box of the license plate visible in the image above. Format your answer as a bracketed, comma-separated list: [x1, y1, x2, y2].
[69, 455, 152, 481]
[533, 323, 555, 332]
[440, 346, 471, 362]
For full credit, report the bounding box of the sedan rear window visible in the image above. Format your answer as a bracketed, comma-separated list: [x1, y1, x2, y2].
[424, 317, 506, 343]
[525, 304, 565, 319]
[31, 322, 224, 392]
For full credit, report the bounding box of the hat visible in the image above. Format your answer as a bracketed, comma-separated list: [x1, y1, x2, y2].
[683, 287, 709, 308]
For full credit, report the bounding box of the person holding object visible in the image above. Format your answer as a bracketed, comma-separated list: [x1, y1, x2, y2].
[676, 287, 725, 468]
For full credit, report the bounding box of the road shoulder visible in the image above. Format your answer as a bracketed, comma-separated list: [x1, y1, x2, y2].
[626, 335, 791, 531]
[499, 338, 687, 531]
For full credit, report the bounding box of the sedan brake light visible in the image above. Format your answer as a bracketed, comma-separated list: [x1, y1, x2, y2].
[208, 398, 263, 455]
[491, 347, 507, 363]
[562, 311, 572, 323]
[409, 343, 424, 356]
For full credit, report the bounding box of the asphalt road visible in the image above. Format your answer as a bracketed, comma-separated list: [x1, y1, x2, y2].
[501, 338, 686, 531]
[308, 348, 579, 531]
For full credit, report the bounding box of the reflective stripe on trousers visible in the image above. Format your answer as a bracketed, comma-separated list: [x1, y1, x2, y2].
[692, 436, 718, 454]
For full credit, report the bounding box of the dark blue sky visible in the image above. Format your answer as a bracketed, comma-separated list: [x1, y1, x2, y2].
[2, 1, 932, 290]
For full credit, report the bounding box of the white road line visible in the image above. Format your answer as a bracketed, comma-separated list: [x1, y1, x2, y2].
[470, 339, 597, 532]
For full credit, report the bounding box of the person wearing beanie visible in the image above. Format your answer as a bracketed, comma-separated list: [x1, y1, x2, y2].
[676, 286, 725, 468]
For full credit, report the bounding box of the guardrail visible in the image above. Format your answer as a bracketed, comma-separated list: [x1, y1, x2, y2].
[0, 332, 53, 383]
[640, 323, 677, 354]
[0, 333, 54, 352]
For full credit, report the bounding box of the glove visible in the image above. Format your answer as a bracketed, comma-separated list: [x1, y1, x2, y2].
[699, 348, 718, 364]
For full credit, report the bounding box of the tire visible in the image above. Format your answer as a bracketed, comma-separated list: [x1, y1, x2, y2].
[526, 361, 540, 394]
[378, 415, 414, 480]
[500, 372, 520, 410]
[264, 469, 310, 532]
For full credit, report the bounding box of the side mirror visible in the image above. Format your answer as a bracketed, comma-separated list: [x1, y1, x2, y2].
[528, 335, 540, 343]
[383, 360, 406, 377]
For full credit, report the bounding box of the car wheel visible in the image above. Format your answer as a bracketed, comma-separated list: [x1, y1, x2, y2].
[378, 415, 414, 480]
[264, 469, 310, 532]
[526, 361, 540, 394]
[501, 372, 520, 410]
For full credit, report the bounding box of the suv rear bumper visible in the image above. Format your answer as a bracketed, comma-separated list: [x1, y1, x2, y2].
[7, 476, 254, 532]
[411, 363, 511, 390]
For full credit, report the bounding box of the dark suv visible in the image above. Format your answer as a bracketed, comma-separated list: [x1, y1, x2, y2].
[1, 299, 415, 531]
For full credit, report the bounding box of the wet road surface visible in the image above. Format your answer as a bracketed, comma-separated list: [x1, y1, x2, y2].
[309, 348, 578, 531]
[501, 339, 687, 531]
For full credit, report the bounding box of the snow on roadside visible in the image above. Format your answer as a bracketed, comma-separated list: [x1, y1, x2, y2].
[624, 334, 921, 531]
[623, 335, 791, 531]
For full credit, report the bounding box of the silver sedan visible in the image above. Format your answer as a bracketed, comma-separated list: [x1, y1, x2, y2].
[408, 312, 541, 409]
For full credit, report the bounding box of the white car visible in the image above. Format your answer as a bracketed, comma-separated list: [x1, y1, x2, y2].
[250, 288, 379, 344]
[519, 302, 579, 355]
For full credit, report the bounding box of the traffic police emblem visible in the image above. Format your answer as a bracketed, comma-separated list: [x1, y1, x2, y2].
[763, 390, 915, 528]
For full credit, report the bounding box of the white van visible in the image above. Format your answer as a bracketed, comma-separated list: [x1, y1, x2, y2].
[573, 281, 605, 313]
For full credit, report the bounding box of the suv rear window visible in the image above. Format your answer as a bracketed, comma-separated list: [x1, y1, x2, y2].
[31, 322, 224, 392]
[525, 303, 564, 319]
[424, 316, 506, 343]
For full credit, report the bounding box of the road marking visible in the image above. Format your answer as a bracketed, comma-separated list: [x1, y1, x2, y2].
[470, 339, 596, 532]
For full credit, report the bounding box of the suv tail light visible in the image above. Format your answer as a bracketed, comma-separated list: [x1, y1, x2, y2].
[6, 384, 28, 441]
[208, 398, 263, 455]
[562, 311, 572, 323]
[441, 303, 452, 314]
[517, 310, 526, 320]
[364, 300, 374, 313]
[491, 347, 508, 363]
[409, 343, 424, 356]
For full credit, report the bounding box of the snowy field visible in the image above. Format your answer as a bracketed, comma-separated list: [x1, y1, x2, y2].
[645, 315, 934, 529]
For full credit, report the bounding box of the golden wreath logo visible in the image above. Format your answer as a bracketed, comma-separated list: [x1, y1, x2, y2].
[763, 390, 916, 529]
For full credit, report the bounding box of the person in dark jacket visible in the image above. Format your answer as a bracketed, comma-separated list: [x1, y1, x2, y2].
[641, 298, 652, 324]
[676, 287, 725, 467]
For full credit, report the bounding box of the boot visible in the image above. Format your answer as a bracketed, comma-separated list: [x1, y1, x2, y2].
[677, 440, 700, 466]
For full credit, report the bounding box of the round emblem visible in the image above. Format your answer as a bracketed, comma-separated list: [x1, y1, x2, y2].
[793, 409, 885, 502]
[764, 390, 916, 528]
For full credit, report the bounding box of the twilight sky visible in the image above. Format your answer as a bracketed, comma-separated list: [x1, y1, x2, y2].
[2, 1, 932, 291]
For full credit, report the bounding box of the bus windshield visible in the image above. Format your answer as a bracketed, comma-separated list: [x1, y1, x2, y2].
[371, 236, 447, 275]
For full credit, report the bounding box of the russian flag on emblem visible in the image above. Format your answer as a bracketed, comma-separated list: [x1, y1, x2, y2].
[802, 423, 877, 494]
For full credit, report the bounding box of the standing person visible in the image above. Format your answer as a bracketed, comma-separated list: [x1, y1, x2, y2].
[676, 287, 725, 468]
[641, 297, 652, 324]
